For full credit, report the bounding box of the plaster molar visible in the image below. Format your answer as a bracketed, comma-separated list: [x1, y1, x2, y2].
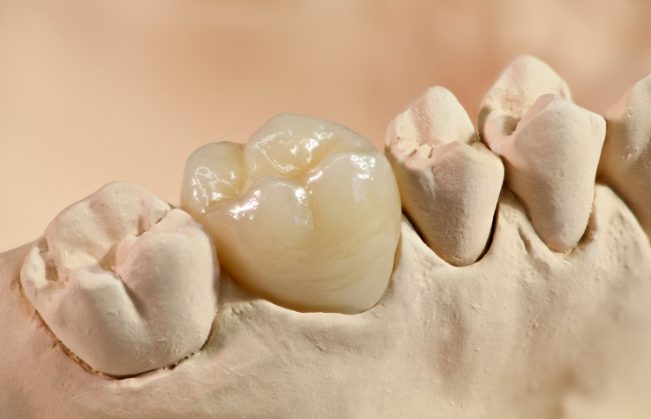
[599, 72, 651, 240]
[479, 55, 606, 252]
[386, 86, 504, 266]
[20, 182, 219, 377]
[181, 113, 401, 314]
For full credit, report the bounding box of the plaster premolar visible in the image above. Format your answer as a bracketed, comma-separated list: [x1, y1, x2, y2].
[386, 86, 504, 266]
[479, 55, 606, 252]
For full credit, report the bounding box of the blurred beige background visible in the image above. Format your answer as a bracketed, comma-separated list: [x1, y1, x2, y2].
[1, 0, 650, 252]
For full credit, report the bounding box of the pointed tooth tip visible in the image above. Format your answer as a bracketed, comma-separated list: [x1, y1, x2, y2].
[386, 85, 475, 160]
[499, 54, 561, 81]
[479, 56, 572, 130]
[508, 54, 552, 71]
[607, 71, 651, 119]
[518, 95, 606, 135]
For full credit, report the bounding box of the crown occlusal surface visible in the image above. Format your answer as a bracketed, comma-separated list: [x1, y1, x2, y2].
[20, 182, 219, 377]
[386, 86, 504, 266]
[599, 72, 651, 240]
[479, 56, 606, 252]
[182, 114, 401, 314]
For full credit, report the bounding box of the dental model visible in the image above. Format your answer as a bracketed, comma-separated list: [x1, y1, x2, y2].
[1, 56, 651, 418]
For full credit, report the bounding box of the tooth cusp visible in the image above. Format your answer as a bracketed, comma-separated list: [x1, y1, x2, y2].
[479, 55, 571, 133]
[182, 114, 401, 314]
[388, 86, 477, 155]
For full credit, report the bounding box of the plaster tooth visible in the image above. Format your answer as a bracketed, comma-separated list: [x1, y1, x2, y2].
[386, 86, 504, 266]
[598, 72, 651, 240]
[182, 113, 401, 314]
[20, 182, 218, 377]
[479, 56, 606, 252]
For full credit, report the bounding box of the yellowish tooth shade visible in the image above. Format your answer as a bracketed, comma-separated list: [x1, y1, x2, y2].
[182, 114, 401, 313]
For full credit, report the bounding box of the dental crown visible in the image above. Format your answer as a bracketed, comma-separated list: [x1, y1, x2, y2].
[181, 113, 401, 314]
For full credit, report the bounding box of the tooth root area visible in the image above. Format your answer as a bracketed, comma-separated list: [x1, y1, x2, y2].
[184, 114, 401, 313]
[21, 182, 218, 377]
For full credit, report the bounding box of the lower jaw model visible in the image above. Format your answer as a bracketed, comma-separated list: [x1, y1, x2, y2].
[1, 56, 651, 419]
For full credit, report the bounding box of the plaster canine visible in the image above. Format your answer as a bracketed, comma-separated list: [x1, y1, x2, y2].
[479, 55, 606, 252]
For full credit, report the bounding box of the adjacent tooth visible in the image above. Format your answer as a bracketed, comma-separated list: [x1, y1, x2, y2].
[479, 56, 606, 252]
[385, 86, 504, 266]
[599, 72, 651, 239]
[20, 182, 218, 377]
[181, 113, 401, 314]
